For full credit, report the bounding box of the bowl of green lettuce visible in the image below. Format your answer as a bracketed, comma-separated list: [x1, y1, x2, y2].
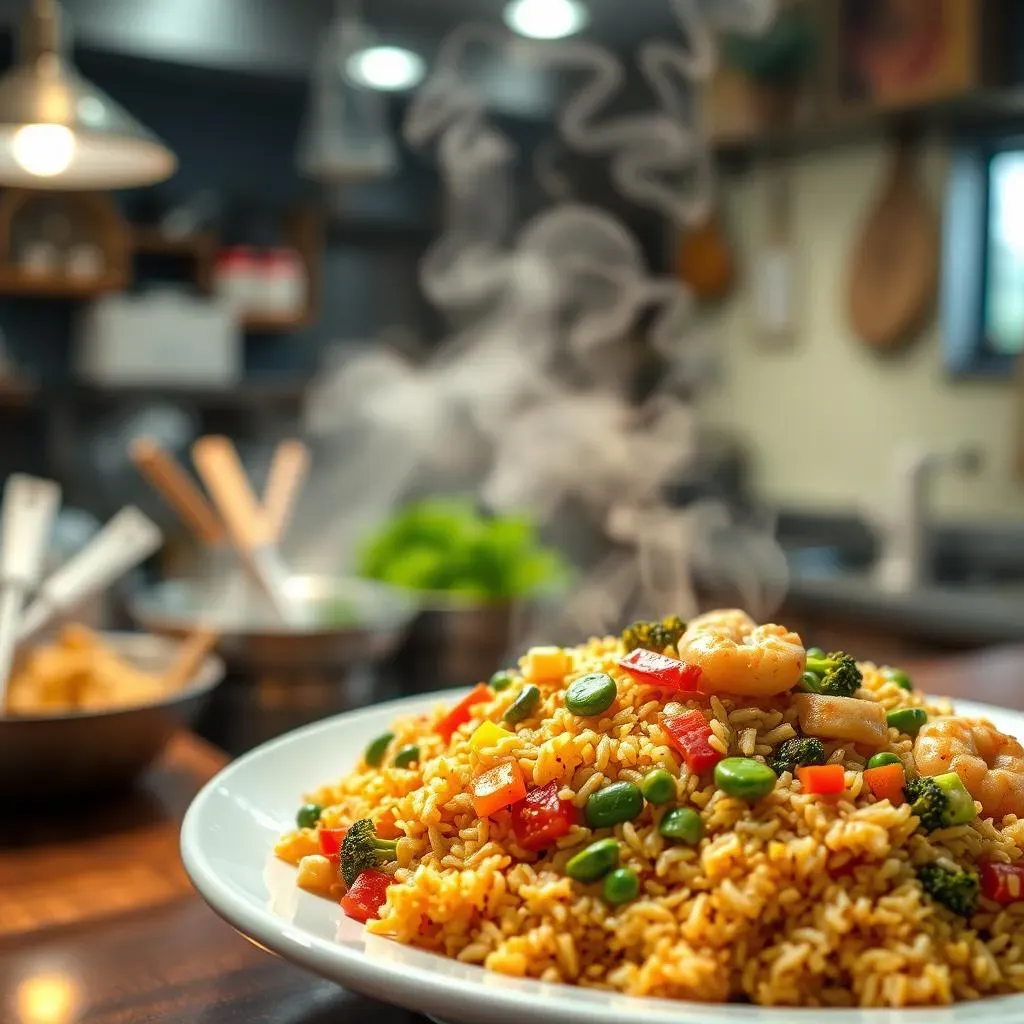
[356, 499, 570, 689]
[356, 498, 569, 604]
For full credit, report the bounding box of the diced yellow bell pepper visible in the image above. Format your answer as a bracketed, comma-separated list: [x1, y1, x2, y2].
[523, 646, 571, 683]
[470, 720, 515, 751]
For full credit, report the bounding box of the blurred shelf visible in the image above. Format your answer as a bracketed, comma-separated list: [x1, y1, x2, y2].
[712, 89, 1024, 167]
[72, 380, 310, 408]
[0, 268, 126, 297]
[242, 312, 314, 332]
[131, 227, 216, 256]
[0, 379, 309, 411]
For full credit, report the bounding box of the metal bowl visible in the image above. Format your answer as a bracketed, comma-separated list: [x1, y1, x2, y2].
[128, 574, 418, 671]
[0, 631, 224, 804]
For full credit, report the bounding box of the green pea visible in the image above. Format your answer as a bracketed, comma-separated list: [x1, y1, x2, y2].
[585, 781, 645, 829]
[886, 707, 927, 737]
[602, 867, 640, 906]
[867, 752, 902, 770]
[799, 670, 822, 692]
[364, 732, 394, 767]
[806, 647, 825, 660]
[565, 838, 620, 883]
[489, 671, 514, 692]
[296, 802, 322, 829]
[393, 744, 420, 768]
[659, 806, 703, 845]
[504, 684, 541, 724]
[640, 768, 676, 805]
[565, 672, 617, 717]
[714, 758, 777, 802]
[884, 667, 913, 692]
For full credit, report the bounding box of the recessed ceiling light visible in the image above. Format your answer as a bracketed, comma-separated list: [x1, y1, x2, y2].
[503, 0, 589, 40]
[346, 46, 426, 92]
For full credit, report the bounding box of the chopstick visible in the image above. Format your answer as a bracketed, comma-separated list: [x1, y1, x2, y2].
[162, 627, 220, 690]
[130, 437, 226, 549]
[262, 440, 309, 544]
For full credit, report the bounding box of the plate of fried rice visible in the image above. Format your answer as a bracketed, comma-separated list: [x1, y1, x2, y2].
[182, 610, 1024, 1022]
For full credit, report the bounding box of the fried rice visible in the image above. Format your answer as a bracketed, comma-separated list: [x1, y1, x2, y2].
[275, 619, 1024, 1008]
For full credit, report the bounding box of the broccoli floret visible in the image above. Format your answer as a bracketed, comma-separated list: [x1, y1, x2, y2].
[770, 736, 826, 776]
[622, 615, 686, 654]
[916, 862, 979, 917]
[801, 650, 862, 698]
[340, 817, 399, 886]
[903, 773, 976, 832]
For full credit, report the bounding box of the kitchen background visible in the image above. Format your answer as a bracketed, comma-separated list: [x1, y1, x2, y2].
[1, 0, 1023, 757]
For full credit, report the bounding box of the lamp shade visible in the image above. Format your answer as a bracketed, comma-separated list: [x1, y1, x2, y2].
[0, 0, 176, 189]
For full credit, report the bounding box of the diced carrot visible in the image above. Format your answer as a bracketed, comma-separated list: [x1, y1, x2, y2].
[471, 759, 527, 818]
[375, 808, 402, 840]
[863, 762, 906, 805]
[436, 683, 492, 742]
[796, 763, 846, 796]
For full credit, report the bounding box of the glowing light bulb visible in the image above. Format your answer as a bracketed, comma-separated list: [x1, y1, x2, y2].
[11, 124, 76, 177]
[503, 0, 589, 39]
[346, 46, 426, 92]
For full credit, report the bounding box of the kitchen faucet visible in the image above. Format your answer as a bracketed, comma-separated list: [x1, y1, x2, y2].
[870, 443, 983, 593]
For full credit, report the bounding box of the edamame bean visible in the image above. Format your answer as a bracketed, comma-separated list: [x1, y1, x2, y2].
[364, 732, 394, 767]
[806, 647, 825, 660]
[504, 684, 541, 724]
[565, 838, 620, 882]
[565, 672, 617, 717]
[296, 803, 322, 829]
[659, 807, 703, 845]
[799, 670, 822, 692]
[884, 667, 913, 692]
[585, 781, 645, 829]
[714, 758, 777, 802]
[489, 671, 514, 692]
[640, 768, 676, 805]
[602, 867, 640, 906]
[867, 752, 902, 770]
[393, 744, 420, 768]
[886, 707, 927, 737]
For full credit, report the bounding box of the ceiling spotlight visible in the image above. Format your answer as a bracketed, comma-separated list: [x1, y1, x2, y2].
[503, 0, 590, 40]
[346, 46, 426, 92]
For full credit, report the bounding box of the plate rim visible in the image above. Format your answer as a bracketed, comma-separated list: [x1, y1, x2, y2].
[181, 691, 1024, 1024]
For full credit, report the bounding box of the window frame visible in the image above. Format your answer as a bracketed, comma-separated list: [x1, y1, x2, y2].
[943, 133, 1024, 378]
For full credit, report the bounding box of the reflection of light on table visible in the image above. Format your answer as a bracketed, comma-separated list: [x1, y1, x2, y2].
[14, 973, 81, 1024]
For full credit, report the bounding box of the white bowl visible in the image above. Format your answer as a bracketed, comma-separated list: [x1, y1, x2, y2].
[182, 693, 1024, 1024]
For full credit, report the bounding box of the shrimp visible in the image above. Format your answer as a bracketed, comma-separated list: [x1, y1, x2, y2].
[677, 608, 806, 697]
[914, 717, 1024, 821]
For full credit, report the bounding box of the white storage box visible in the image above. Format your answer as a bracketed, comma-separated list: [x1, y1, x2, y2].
[76, 289, 242, 387]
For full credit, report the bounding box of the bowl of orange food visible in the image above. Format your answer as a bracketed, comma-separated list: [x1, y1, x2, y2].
[0, 625, 224, 803]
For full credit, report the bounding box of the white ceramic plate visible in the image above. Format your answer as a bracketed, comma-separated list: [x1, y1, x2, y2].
[182, 692, 1024, 1024]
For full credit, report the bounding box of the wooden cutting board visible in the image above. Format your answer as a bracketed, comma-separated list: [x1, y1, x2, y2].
[847, 136, 939, 351]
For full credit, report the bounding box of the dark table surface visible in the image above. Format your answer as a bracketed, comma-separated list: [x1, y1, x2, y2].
[5, 645, 1024, 1024]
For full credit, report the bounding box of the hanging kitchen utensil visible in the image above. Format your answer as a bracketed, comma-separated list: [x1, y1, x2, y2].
[674, 204, 736, 302]
[296, 0, 399, 183]
[191, 436, 297, 625]
[847, 133, 939, 352]
[18, 506, 163, 643]
[752, 157, 798, 347]
[0, 474, 61, 708]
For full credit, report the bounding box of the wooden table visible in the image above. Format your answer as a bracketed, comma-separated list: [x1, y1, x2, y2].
[3, 648, 1024, 1024]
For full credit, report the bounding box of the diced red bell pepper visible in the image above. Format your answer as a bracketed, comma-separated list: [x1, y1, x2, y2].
[318, 827, 348, 857]
[436, 683, 492, 743]
[471, 759, 527, 818]
[797, 763, 846, 796]
[980, 861, 1024, 904]
[619, 649, 703, 692]
[661, 710, 722, 774]
[341, 869, 392, 923]
[510, 781, 579, 851]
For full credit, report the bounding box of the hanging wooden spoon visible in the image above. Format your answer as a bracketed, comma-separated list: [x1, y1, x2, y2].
[847, 133, 939, 352]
